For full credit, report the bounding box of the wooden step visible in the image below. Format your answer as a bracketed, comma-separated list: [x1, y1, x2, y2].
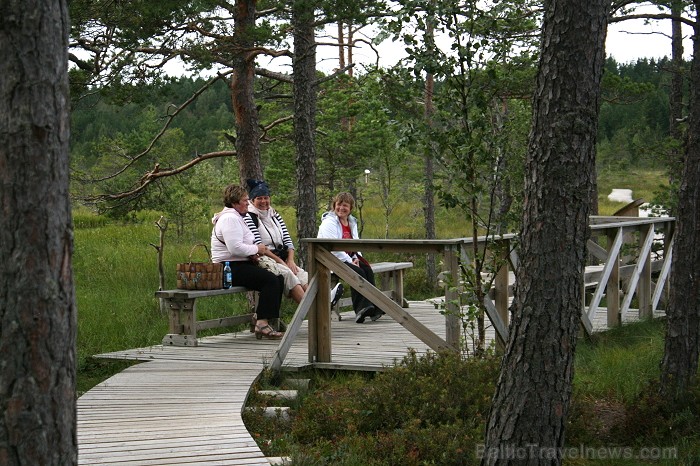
[258, 389, 298, 401]
[285, 378, 311, 390]
[267, 457, 291, 465]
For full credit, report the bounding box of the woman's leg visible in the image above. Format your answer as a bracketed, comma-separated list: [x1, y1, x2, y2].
[259, 257, 304, 299]
[358, 261, 375, 286]
[345, 261, 374, 313]
[289, 284, 304, 303]
[295, 268, 309, 289]
[229, 261, 283, 320]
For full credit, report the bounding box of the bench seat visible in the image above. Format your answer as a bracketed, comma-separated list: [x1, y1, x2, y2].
[331, 261, 413, 320]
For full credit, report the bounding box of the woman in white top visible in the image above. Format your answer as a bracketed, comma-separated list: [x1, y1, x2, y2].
[317, 192, 382, 324]
[211, 184, 284, 340]
[244, 179, 308, 303]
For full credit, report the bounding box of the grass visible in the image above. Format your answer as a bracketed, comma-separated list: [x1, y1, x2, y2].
[574, 317, 666, 403]
[596, 167, 669, 215]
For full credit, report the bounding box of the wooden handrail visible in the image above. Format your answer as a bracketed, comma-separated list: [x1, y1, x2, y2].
[269, 217, 674, 372]
[298, 235, 515, 366]
[584, 216, 675, 334]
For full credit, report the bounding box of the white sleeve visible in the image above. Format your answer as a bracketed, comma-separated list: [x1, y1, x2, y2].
[317, 218, 353, 263]
[219, 215, 259, 257]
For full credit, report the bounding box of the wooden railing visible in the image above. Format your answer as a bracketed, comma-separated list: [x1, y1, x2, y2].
[269, 216, 675, 372]
[583, 216, 675, 334]
[269, 236, 516, 372]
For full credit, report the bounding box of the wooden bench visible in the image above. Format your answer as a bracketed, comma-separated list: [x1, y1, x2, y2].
[155, 287, 256, 347]
[156, 261, 414, 344]
[331, 261, 414, 320]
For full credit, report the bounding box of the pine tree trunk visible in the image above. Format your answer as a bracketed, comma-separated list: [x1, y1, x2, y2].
[669, 0, 685, 184]
[293, 0, 318, 266]
[482, 0, 608, 463]
[423, 6, 437, 288]
[659, 1, 700, 402]
[0, 1, 77, 464]
[232, 0, 263, 182]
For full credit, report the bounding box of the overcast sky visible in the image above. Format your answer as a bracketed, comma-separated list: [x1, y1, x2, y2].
[256, 16, 690, 76]
[607, 17, 692, 64]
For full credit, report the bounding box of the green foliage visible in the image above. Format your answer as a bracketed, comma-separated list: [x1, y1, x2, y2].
[68, 52, 680, 231]
[314, 73, 422, 209]
[379, 0, 538, 237]
[598, 57, 681, 175]
[285, 351, 499, 465]
[157, 161, 229, 237]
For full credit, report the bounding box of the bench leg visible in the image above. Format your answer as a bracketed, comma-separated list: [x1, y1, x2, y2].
[331, 302, 342, 321]
[162, 297, 198, 346]
[393, 270, 408, 307]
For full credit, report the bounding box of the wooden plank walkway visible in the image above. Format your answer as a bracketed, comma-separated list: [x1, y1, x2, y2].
[78, 300, 663, 465]
[78, 361, 265, 465]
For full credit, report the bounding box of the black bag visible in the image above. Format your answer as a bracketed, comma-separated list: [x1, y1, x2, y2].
[271, 245, 289, 261]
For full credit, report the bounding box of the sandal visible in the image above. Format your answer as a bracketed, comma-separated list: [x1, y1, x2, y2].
[255, 324, 284, 340]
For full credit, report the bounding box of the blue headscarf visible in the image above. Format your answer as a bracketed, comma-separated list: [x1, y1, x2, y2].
[246, 179, 270, 200]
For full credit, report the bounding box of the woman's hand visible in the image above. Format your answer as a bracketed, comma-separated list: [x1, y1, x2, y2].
[286, 259, 298, 273]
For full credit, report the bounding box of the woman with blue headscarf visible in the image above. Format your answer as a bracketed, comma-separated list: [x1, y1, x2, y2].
[244, 179, 310, 304]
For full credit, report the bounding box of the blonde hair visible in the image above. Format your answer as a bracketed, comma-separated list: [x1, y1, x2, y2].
[333, 192, 355, 210]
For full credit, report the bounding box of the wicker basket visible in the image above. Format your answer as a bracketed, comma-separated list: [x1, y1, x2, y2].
[176, 243, 223, 290]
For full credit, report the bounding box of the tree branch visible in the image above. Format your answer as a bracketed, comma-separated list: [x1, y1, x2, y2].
[255, 67, 293, 83]
[610, 12, 696, 28]
[315, 63, 356, 86]
[76, 71, 232, 185]
[81, 151, 236, 205]
[260, 115, 293, 142]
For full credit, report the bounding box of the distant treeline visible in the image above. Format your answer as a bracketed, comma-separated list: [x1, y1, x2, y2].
[599, 57, 682, 171]
[69, 56, 676, 213]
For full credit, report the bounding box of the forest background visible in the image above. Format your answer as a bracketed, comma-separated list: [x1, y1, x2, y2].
[66, 0, 684, 384]
[70, 55, 674, 234]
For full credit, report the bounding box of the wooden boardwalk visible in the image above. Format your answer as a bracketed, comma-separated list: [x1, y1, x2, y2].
[78, 300, 662, 465]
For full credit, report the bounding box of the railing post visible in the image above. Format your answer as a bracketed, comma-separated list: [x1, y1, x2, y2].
[307, 242, 333, 363]
[316, 263, 332, 362]
[638, 224, 652, 319]
[494, 240, 509, 351]
[444, 244, 460, 349]
[607, 228, 621, 327]
[306, 242, 318, 362]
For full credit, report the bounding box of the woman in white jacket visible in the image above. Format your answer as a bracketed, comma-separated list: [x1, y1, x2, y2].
[317, 192, 382, 323]
[211, 184, 284, 340]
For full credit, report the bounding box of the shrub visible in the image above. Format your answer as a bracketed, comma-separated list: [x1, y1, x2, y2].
[288, 351, 500, 465]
